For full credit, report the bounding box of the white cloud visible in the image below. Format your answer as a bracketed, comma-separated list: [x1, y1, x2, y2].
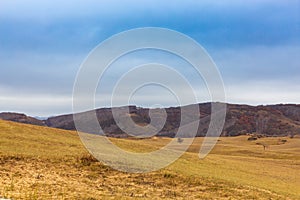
[226, 80, 300, 105]
[0, 94, 72, 117]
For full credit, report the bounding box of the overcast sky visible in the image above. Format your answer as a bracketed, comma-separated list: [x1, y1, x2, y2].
[0, 0, 299, 116]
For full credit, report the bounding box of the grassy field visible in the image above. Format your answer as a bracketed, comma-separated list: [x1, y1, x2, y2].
[0, 119, 299, 199]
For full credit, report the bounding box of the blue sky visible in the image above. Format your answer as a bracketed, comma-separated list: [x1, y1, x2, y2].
[0, 0, 299, 116]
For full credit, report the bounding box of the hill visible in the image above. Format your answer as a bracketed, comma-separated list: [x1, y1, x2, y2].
[0, 120, 299, 199]
[0, 112, 45, 127]
[41, 103, 300, 137]
[1, 103, 300, 137]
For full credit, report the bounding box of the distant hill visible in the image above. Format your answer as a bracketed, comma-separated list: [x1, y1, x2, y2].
[0, 112, 45, 126]
[1, 103, 300, 137]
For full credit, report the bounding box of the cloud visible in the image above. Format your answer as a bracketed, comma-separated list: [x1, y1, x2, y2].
[0, 43, 299, 116]
[1, 77, 299, 117]
[1, 0, 299, 51]
[211, 45, 300, 84]
[0, 93, 72, 117]
[0, 50, 84, 94]
[226, 80, 300, 105]
[0, 0, 299, 116]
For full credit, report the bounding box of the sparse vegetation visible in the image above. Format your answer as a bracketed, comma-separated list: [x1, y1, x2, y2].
[177, 137, 184, 143]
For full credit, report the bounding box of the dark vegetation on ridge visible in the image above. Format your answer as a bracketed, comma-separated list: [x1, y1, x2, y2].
[1, 103, 300, 138]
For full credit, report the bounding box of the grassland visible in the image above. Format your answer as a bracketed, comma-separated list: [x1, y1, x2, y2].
[0, 119, 299, 199]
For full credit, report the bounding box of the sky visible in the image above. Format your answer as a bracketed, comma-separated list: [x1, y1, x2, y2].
[0, 0, 299, 117]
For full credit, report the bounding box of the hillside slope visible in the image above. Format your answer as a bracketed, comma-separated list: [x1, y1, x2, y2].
[0, 120, 299, 199]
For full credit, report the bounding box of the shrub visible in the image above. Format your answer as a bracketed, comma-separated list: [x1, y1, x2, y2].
[177, 137, 184, 143]
[247, 136, 257, 141]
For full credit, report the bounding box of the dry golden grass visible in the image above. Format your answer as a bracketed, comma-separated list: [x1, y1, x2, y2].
[0, 119, 299, 199]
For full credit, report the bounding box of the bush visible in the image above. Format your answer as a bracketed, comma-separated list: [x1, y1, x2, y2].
[177, 137, 184, 143]
[247, 136, 257, 141]
[78, 154, 98, 166]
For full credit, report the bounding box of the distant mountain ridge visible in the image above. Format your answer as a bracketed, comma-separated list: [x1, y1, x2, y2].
[1, 103, 300, 137]
[0, 112, 46, 126]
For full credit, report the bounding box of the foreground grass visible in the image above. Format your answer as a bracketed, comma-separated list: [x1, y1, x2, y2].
[0, 120, 299, 199]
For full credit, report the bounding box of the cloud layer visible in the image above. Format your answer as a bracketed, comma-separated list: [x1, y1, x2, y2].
[0, 0, 299, 116]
